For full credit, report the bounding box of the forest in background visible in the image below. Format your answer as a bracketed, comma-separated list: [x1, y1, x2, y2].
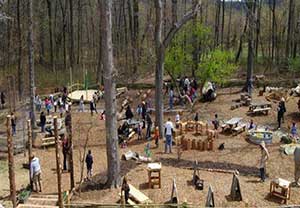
[0, 0, 300, 96]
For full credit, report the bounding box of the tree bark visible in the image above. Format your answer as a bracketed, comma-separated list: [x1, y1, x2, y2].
[221, 0, 225, 48]
[155, 0, 199, 138]
[286, 0, 295, 58]
[246, 1, 255, 95]
[214, 0, 221, 48]
[100, 0, 121, 188]
[46, 0, 55, 72]
[226, 0, 233, 49]
[54, 117, 63, 208]
[28, 0, 36, 129]
[17, 0, 23, 100]
[69, 0, 75, 69]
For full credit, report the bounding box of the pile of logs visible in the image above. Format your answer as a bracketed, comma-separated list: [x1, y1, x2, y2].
[231, 93, 252, 110]
[179, 136, 214, 151]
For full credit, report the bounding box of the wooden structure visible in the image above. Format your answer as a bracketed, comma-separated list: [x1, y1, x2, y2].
[27, 120, 33, 188]
[170, 178, 179, 204]
[54, 117, 63, 208]
[231, 93, 252, 110]
[205, 185, 215, 207]
[248, 102, 271, 115]
[65, 112, 75, 190]
[147, 163, 161, 189]
[7, 115, 17, 208]
[221, 117, 245, 135]
[119, 184, 153, 205]
[230, 173, 242, 201]
[270, 178, 291, 204]
[16, 194, 59, 208]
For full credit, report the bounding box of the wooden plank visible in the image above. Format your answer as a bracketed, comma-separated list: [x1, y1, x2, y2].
[17, 204, 59, 208]
[128, 184, 152, 204]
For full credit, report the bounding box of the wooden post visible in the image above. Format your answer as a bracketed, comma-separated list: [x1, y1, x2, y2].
[66, 112, 75, 190]
[54, 117, 63, 208]
[7, 115, 17, 208]
[27, 120, 33, 188]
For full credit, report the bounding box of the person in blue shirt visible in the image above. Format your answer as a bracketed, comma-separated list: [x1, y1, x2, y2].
[291, 122, 297, 138]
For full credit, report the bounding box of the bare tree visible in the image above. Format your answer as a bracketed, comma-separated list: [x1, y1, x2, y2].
[100, 0, 121, 188]
[28, 0, 36, 128]
[154, 0, 200, 138]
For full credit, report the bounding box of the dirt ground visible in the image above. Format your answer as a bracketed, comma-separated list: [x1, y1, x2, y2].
[1, 87, 300, 207]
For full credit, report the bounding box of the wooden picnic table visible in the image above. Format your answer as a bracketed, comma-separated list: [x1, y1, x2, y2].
[249, 101, 271, 111]
[222, 117, 243, 133]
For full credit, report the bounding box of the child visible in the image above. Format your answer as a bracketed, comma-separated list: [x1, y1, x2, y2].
[212, 114, 219, 130]
[85, 150, 93, 180]
[175, 113, 180, 128]
[121, 177, 130, 204]
[154, 126, 159, 147]
[291, 122, 297, 138]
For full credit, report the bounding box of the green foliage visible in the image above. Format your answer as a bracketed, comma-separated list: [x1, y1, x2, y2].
[197, 49, 238, 84]
[288, 57, 300, 72]
[165, 21, 212, 78]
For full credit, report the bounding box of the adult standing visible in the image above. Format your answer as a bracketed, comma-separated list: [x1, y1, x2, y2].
[145, 112, 152, 139]
[85, 150, 93, 180]
[169, 86, 174, 110]
[277, 102, 285, 129]
[40, 112, 46, 133]
[1, 91, 5, 109]
[164, 118, 174, 154]
[280, 97, 287, 123]
[62, 134, 69, 171]
[294, 147, 300, 186]
[258, 141, 269, 182]
[11, 112, 16, 136]
[30, 154, 42, 192]
[79, 95, 84, 112]
[90, 99, 96, 116]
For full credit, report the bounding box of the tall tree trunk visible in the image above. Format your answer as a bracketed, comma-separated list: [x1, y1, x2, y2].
[28, 0, 36, 129]
[221, 0, 225, 48]
[6, 0, 11, 67]
[154, 0, 199, 138]
[214, 0, 221, 48]
[271, 0, 276, 63]
[100, 0, 120, 188]
[286, 0, 295, 58]
[46, 0, 55, 72]
[17, 0, 23, 100]
[255, 0, 262, 59]
[69, 0, 75, 69]
[171, 0, 177, 25]
[226, 0, 233, 49]
[77, 0, 82, 65]
[97, 0, 103, 85]
[155, 0, 164, 139]
[59, 0, 67, 70]
[246, 1, 255, 95]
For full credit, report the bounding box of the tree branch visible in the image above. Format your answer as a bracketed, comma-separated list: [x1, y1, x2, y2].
[162, 1, 200, 49]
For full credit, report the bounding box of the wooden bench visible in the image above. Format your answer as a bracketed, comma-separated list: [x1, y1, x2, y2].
[233, 124, 246, 135]
[41, 137, 56, 147]
[128, 184, 153, 204]
[251, 107, 271, 115]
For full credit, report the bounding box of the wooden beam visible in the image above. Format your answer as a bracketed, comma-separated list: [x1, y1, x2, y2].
[66, 111, 75, 190]
[7, 115, 17, 208]
[27, 119, 33, 188]
[54, 117, 63, 208]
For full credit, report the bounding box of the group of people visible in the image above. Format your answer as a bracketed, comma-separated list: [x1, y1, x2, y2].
[165, 76, 199, 110]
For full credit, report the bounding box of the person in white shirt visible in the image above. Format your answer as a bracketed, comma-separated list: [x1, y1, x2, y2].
[165, 118, 174, 153]
[30, 154, 42, 192]
[175, 113, 180, 128]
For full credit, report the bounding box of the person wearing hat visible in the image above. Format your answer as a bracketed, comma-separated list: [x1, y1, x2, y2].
[258, 141, 269, 182]
[30, 154, 42, 192]
[294, 147, 300, 186]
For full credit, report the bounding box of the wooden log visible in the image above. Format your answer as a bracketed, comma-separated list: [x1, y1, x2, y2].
[197, 140, 202, 151]
[180, 136, 185, 146]
[27, 120, 33, 188]
[65, 111, 75, 190]
[203, 140, 207, 151]
[7, 115, 16, 208]
[186, 139, 192, 150]
[54, 117, 63, 208]
[191, 139, 197, 150]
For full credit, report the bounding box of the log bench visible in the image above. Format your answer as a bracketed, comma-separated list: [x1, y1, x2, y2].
[251, 107, 271, 115]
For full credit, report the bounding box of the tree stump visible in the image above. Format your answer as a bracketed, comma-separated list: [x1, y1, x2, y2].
[203, 140, 207, 151]
[192, 139, 197, 150]
[186, 139, 192, 150]
[197, 140, 203, 151]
